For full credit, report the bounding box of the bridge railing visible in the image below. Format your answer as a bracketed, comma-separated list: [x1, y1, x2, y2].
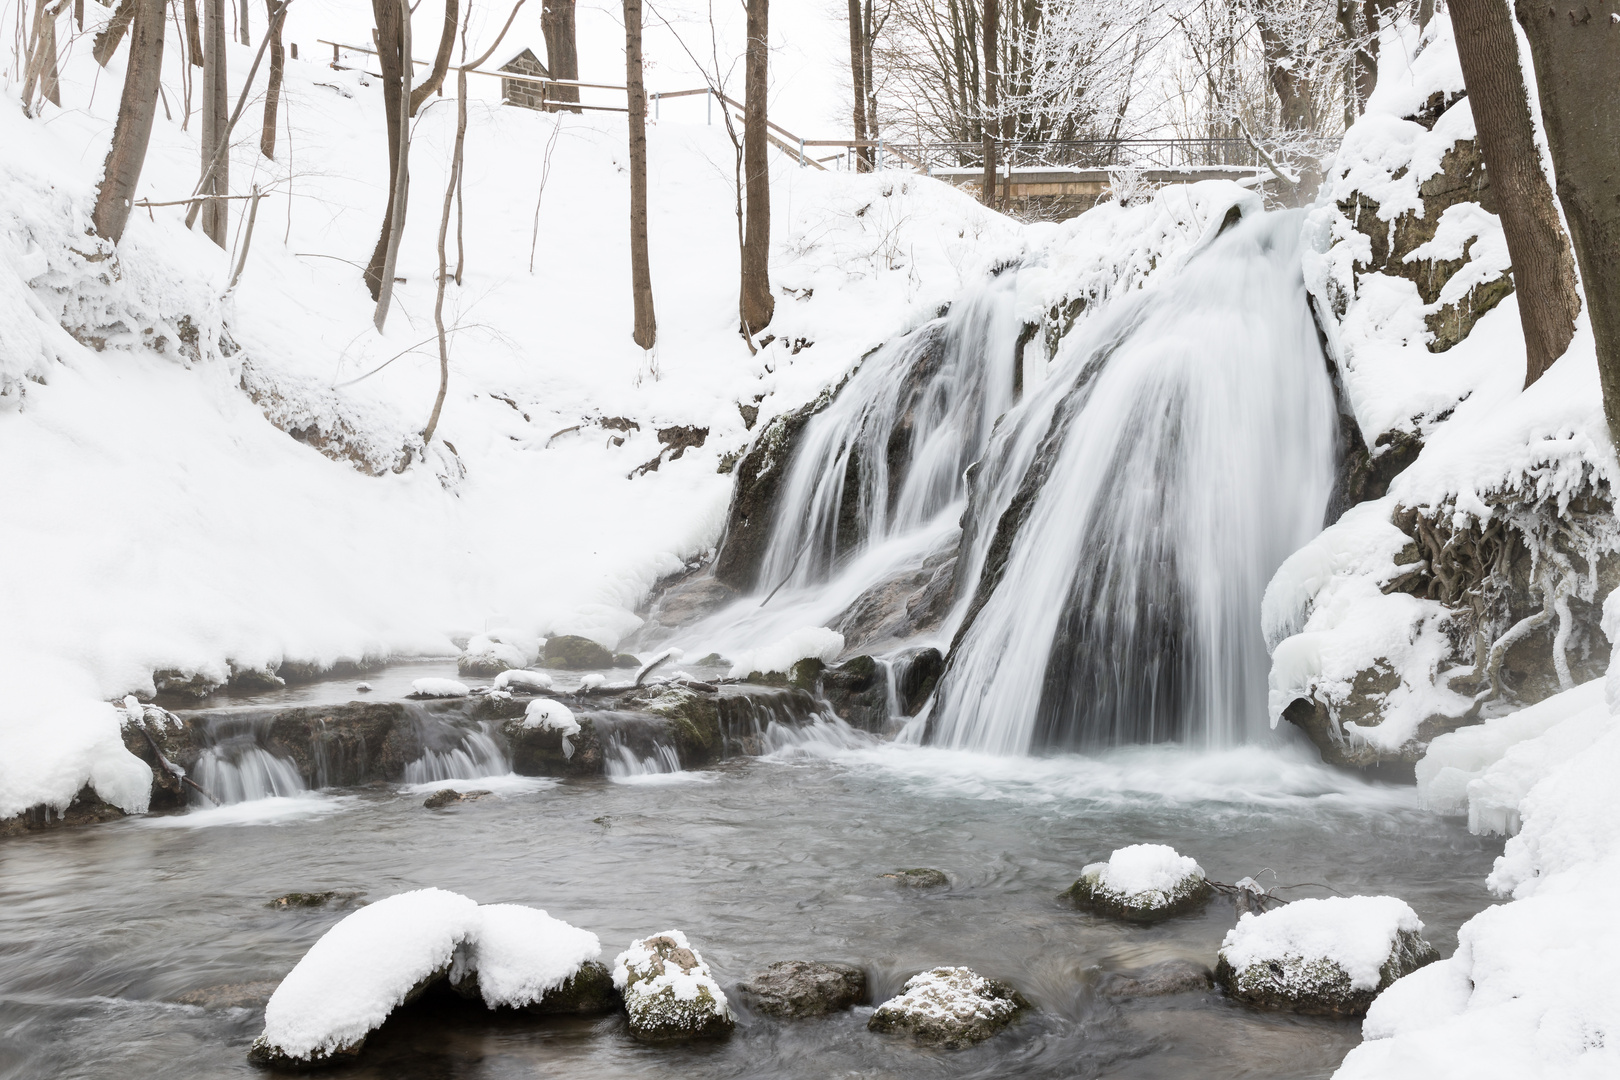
[879, 139, 1260, 174]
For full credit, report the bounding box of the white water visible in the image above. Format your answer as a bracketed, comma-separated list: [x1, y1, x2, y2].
[191, 746, 307, 804]
[402, 725, 511, 784]
[934, 210, 1337, 753]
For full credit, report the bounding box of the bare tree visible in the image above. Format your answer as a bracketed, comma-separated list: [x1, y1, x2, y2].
[238, 0, 250, 44]
[91, 0, 165, 242]
[1515, 0, 1620, 442]
[980, 0, 998, 205]
[364, 0, 411, 304]
[624, 0, 657, 349]
[92, 0, 135, 65]
[411, 0, 458, 115]
[739, 0, 773, 334]
[261, 0, 285, 157]
[200, 0, 230, 247]
[184, 0, 203, 65]
[847, 0, 870, 167]
[542, 0, 581, 111]
[1449, 0, 1579, 387]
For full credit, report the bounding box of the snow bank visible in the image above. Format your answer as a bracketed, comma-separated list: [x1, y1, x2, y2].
[254, 889, 604, 1063]
[727, 627, 845, 678]
[523, 699, 579, 736]
[410, 678, 470, 699]
[256, 888, 482, 1062]
[452, 903, 601, 1010]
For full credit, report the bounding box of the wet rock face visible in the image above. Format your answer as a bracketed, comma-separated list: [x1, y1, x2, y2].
[882, 868, 948, 889]
[0, 785, 126, 838]
[867, 967, 1027, 1048]
[450, 959, 620, 1015]
[818, 655, 889, 732]
[829, 548, 958, 652]
[541, 636, 616, 670]
[621, 686, 724, 766]
[422, 789, 487, 809]
[502, 715, 603, 777]
[1216, 925, 1439, 1018]
[613, 932, 736, 1042]
[737, 961, 868, 1018]
[1098, 959, 1214, 999]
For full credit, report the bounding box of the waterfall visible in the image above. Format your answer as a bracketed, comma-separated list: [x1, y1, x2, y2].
[932, 210, 1337, 754]
[192, 746, 307, 804]
[403, 722, 511, 784]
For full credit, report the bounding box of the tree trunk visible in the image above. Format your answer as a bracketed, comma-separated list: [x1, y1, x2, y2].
[199, 0, 229, 247]
[861, 0, 879, 152]
[93, 0, 135, 65]
[1515, 0, 1620, 437]
[623, 0, 656, 349]
[1451, 0, 1581, 386]
[847, 0, 869, 170]
[980, 0, 998, 207]
[541, 0, 580, 112]
[91, 0, 164, 242]
[237, 0, 248, 44]
[372, 0, 412, 328]
[410, 0, 457, 115]
[185, 0, 203, 65]
[260, 0, 284, 157]
[365, 0, 409, 301]
[739, 0, 774, 335]
[37, 0, 61, 106]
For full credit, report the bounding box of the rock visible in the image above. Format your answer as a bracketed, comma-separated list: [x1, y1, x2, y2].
[525, 960, 620, 1015]
[1214, 895, 1440, 1017]
[268, 890, 365, 909]
[612, 931, 736, 1041]
[228, 663, 286, 691]
[868, 967, 1026, 1048]
[152, 668, 220, 700]
[891, 647, 944, 716]
[1064, 844, 1213, 922]
[621, 685, 724, 766]
[174, 981, 281, 1010]
[612, 653, 641, 669]
[501, 714, 603, 777]
[541, 635, 616, 670]
[423, 789, 487, 809]
[737, 960, 867, 1018]
[0, 784, 127, 838]
[818, 655, 890, 733]
[882, 868, 948, 889]
[1098, 959, 1214, 999]
[830, 548, 959, 650]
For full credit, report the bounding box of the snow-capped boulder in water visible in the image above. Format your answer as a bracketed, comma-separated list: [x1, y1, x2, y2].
[409, 678, 469, 699]
[612, 930, 735, 1041]
[458, 635, 528, 677]
[737, 960, 868, 1018]
[1065, 844, 1212, 922]
[1214, 895, 1439, 1017]
[249, 888, 482, 1067]
[448, 904, 617, 1014]
[867, 966, 1027, 1048]
[491, 669, 553, 693]
[249, 890, 612, 1066]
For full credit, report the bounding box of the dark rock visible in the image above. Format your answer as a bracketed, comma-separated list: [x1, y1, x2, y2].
[1098, 960, 1214, 999]
[0, 784, 126, 838]
[612, 653, 641, 669]
[450, 959, 620, 1015]
[716, 685, 824, 754]
[737, 960, 868, 1018]
[1215, 926, 1439, 1018]
[228, 663, 286, 691]
[152, 668, 219, 700]
[882, 868, 948, 889]
[541, 635, 616, 670]
[818, 655, 890, 733]
[617, 933, 736, 1041]
[502, 715, 604, 777]
[1064, 867, 1213, 923]
[830, 548, 958, 650]
[623, 570, 739, 648]
[621, 685, 724, 765]
[269, 890, 365, 909]
[891, 647, 944, 717]
[423, 789, 488, 809]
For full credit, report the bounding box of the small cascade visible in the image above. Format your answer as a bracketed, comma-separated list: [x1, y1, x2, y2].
[191, 745, 307, 805]
[604, 738, 684, 779]
[403, 722, 510, 784]
[932, 210, 1338, 754]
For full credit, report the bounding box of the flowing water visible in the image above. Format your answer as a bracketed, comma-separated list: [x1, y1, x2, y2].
[0, 740, 1500, 1080]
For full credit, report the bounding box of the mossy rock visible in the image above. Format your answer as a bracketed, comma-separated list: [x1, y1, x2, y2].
[501, 715, 603, 777]
[541, 635, 615, 670]
[611, 653, 642, 669]
[868, 967, 1027, 1048]
[883, 868, 948, 889]
[528, 960, 620, 1014]
[1215, 928, 1439, 1017]
[623, 686, 723, 765]
[1064, 865, 1213, 923]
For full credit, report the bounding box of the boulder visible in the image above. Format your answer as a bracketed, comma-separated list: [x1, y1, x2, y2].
[0, 784, 126, 838]
[621, 685, 724, 766]
[867, 967, 1027, 1048]
[818, 655, 890, 733]
[1064, 844, 1212, 922]
[520, 960, 619, 1015]
[541, 635, 616, 670]
[737, 960, 867, 1018]
[423, 789, 487, 809]
[612, 930, 735, 1041]
[1215, 895, 1440, 1017]
[882, 868, 948, 889]
[501, 714, 603, 777]
[1097, 959, 1214, 998]
[268, 890, 365, 910]
[458, 635, 526, 677]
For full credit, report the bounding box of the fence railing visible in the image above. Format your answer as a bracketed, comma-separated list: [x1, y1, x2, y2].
[886, 139, 1262, 173]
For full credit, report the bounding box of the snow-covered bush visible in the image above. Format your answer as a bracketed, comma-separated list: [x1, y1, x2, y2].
[612, 930, 735, 1041]
[867, 966, 1026, 1048]
[1216, 895, 1438, 1017]
[1064, 843, 1212, 922]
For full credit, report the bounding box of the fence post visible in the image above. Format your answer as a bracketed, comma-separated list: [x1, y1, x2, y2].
[654, 92, 660, 122]
[798, 137, 805, 167]
[877, 139, 883, 170]
[706, 89, 711, 125]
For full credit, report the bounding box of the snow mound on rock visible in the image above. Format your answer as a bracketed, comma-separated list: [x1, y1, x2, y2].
[726, 627, 844, 678]
[258, 888, 483, 1062]
[493, 669, 553, 692]
[1086, 844, 1204, 898]
[410, 678, 469, 698]
[523, 698, 579, 735]
[868, 966, 1024, 1046]
[1222, 896, 1423, 992]
[452, 903, 601, 1010]
[612, 929, 734, 1039]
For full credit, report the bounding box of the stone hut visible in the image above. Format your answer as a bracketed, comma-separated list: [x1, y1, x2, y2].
[498, 48, 548, 110]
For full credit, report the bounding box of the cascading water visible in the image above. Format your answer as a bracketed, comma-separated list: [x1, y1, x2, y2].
[191, 746, 307, 804]
[931, 209, 1338, 754]
[402, 722, 511, 783]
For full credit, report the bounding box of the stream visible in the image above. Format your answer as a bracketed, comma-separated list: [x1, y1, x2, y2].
[0, 723, 1499, 1079]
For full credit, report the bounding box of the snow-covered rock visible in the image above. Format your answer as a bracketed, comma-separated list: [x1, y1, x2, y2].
[458, 635, 528, 677]
[492, 669, 553, 693]
[1065, 844, 1212, 922]
[867, 966, 1027, 1048]
[612, 930, 735, 1041]
[522, 698, 579, 736]
[1216, 895, 1438, 1017]
[736, 960, 868, 1018]
[726, 627, 845, 679]
[249, 890, 610, 1065]
[409, 678, 470, 699]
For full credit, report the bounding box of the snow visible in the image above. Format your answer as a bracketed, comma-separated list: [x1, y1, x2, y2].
[452, 903, 601, 1010]
[1222, 896, 1424, 992]
[461, 635, 531, 672]
[259, 888, 483, 1061]
[257, 888, 603, 1061]
[522, 698, 579, 736]
[726, 627, 846, 679]
[410, 678, 470, 699]
[492, 669, 553, 692]
[1082, 843, 1204, 898]
[872, 967, 1019, 1025]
